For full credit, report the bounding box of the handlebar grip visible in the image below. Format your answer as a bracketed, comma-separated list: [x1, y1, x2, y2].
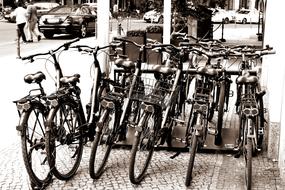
[113, 37, 130, 43]
[260, 49, 276, 55]
[63, 38, 80, 49]
[21, 56, 32, 60]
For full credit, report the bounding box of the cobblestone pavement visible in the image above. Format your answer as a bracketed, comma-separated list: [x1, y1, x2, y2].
[0, 139, 284, 190]
[1, 93, 284, 190]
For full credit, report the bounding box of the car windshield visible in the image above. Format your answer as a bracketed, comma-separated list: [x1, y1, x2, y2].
[238, 10, 250, 14]
[34, 3, 59, 10]
[49, 6, 80, 14]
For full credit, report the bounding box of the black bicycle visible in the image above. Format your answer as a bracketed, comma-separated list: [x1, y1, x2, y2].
[89, 37, 148, 179]
[14, 38, 79, 189]
[232, 45, 275, 190]
[44, 40, 128, 181]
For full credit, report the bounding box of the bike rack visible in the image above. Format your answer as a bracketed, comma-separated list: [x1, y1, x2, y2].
[114, 68, 257, 151]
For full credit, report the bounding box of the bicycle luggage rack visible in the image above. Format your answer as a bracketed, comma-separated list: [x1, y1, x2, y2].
[114, 67, 257, 152]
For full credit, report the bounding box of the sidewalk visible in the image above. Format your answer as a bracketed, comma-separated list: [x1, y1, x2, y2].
[0, 25, 282, 190]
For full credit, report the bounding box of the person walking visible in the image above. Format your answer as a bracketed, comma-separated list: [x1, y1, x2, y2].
[26, 1, 41, 42]
[11, 2, 28, 43]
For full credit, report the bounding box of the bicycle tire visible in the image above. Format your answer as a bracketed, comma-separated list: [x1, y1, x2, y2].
[129, 111, 160, 184]
[245, 138, 253, 190]
[215, 81, 226, 145]
[89, 108, 115, 179]
[45, 98, 84, 180]
[20, 102, 52, 187]
[185, 113, 198, 186]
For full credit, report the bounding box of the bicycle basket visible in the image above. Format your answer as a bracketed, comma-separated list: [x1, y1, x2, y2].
[129, 76, 179, 109]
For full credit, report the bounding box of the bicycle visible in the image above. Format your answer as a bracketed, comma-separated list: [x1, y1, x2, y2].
[89, 37, 150, 179]
[183, 48, 224, 186]
[14, 38, 80, 189]
[232, 45, 275, 190]
[128, 42, 198, 184]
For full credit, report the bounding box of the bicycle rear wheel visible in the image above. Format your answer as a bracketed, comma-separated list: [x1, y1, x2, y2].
[245, 137, 253, 190]
[89, 108, 115, 179]
[45, 98, 84, 180]
[20, 102, 52, 187]
[129, 111, 160, 184]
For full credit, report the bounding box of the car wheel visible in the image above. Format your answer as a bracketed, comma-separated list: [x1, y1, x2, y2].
[224, 17, 229, 24]
[79, 23, 87, 38]
[242, 18, 247, 24]
[158, 16, 163, 24]
[43, 31, 54, 39]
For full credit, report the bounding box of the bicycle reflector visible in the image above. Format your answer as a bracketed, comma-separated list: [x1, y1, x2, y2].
[242, 107, 259, 116]
[17, 102, 31, 111]
[193, 103, 208, 112]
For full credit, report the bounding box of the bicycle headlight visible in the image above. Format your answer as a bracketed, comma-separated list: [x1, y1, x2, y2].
[50, 99, 58, 107]
[101, 99, 115, 109]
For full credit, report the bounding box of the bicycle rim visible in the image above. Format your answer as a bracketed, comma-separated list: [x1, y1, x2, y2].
[89, 109, 114, 179]
[129, 112, 156, 184]
[21, 105, 52, 186]
[46, 100, 83, 180]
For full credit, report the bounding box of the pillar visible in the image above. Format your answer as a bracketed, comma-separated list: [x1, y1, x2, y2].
[97, 0, 110, 74]
[262, 0, 285, 181]
[163, 0, 171, 45]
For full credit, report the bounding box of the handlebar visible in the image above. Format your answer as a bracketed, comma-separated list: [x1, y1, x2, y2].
[113, 37, 146, 49]
[21, 38, 80, 61]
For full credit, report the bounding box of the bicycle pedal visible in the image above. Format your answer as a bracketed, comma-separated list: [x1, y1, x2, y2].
[173, 118, 185, 124]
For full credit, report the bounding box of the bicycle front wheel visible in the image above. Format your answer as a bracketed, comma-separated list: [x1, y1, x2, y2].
[129, 111, 160, 184]
[45, 98, 84, 180]
[20, 102, 52, 187]
[185, 111, 198, 186]
[89, 108, 115, 179]
[215, 81, 226, 145]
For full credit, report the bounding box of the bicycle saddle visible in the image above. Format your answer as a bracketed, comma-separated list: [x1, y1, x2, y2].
[236, 75, 258, 84]
[196, 66, 218, 77]
[150, 65, 177, 74]
[24, 71, 46, 84]
[115, 57, 135, 69]
[60, 74, 80, 84]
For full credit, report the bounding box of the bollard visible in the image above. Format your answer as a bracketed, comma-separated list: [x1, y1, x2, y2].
[16, 28, 21, 59]
[219, 19, 226, 42]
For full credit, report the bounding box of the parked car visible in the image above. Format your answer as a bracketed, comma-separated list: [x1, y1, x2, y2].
[34, 2, 60, 18]
[3, 6, 15, 23]
[232, 9, 261, 24]
[38, 5, 97, 39]
[143, 9, 163, 23]
[211, 8, 235, 24]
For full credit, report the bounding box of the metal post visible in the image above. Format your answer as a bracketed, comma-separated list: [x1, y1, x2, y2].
[163, 0, 171, 60]
[220, 19, 226, 42]
[16, 28, 21, 59]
